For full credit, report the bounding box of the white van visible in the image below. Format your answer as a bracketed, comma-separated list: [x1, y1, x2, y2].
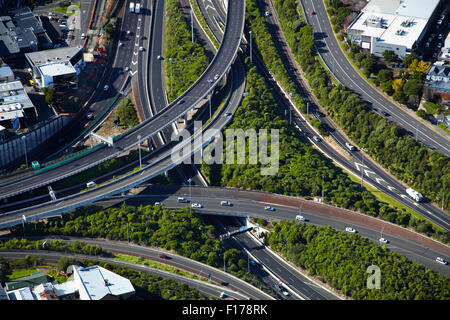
[86, 181, 96, 188]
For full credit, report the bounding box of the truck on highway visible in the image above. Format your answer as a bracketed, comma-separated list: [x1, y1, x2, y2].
[135, 3, 140, 13]
[406, 188, 423, 202]
[129, 2, 135, 12]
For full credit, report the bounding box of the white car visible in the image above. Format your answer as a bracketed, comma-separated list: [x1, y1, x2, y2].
[221, 201, 232, 206]
[379, 237, 389, 244]
[312, 136, 320, 142]
[119, 42, 124, 47]
[86, 113, 94, 119]
[295, 215, 306, 222]
[282, 290, 290, 296]
[265, 11, 271, 17]
[191, 203, 203, 208]
[345, 227, 357, 233]
[436, 257, 448, 265]
[103, 85, 109, 91]
[177, 197, 189, 203]
[264, 206, 275, 211]
[139, 46, 144, 51]
[81, 33, 86, 39]
[214, 73, 219, 80]
[157, 55, 162, 60]
[154, 202, 164, 206]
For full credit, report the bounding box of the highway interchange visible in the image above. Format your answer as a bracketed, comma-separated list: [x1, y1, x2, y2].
[0, 0, 448, 301]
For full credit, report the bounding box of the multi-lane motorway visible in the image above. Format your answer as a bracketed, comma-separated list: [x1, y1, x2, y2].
[0, 0, 245, 201]
[299, 0, 450, 157]
[255, 0, 450, 231]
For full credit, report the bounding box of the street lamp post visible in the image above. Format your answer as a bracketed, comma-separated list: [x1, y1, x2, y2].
[289, 93, 293, 124]
[249, 30, 253, 64]
[188, 178, 192, 215]
[191, 9, 194, 43]
[322, 175, 324, 203]
[21, 136, 28, 167]
[137, 134, 142, 169]
[169, 58, 174, 94]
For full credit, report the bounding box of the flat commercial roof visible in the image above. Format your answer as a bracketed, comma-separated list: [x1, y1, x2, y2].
[0, 80, 34, 107]
[0, 65, 13, 79]
[38, 61, 76, 77]
[362, 0, 440, 20]
[25, 46, 82, 66]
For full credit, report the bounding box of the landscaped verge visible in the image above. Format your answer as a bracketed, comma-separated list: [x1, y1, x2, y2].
[273, 0, 449, 212]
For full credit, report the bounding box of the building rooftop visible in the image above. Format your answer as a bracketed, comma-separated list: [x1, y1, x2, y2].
[0, 64, 13, 80]
[25, 46, 83, 66]
[5, 271, 49, 291]
[74, 265, 135, 300]
[7, 286, 35, 300]
[362, 0, 440, 20]
[0, 80, 34, 110]
[38, 62, 76, 77]
[349, 0, 440, 50]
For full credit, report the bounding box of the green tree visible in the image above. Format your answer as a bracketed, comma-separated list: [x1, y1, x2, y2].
[403, 79, 423, 97]
[382, 50, 398, 63]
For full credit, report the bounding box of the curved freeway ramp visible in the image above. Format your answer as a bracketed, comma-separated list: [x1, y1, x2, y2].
[0, 0, 245, 201]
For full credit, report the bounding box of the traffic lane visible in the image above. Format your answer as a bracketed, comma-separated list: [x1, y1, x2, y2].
[119, 195, 450, 276]
[213, 216, 330, 300]
[0, 250, 238, 300]
[7, 236, 268, 300]
[301, 0, 450, 156]
[260, 0, 449, 230]
[209, 216, 295, 300]
[234, 232, 329, 300]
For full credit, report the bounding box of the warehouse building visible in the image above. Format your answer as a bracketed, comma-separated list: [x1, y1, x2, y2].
[25, 46, 85, 89]
[347, 0, 441, 59]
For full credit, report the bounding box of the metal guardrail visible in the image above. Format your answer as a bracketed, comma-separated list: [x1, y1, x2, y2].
[0, 0, 245, 201]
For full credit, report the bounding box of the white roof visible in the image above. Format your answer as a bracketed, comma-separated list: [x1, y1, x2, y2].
[394, 0, 440, 20]
[38, 62, 76, 77]
[53, 280, 78, 297]
[7, 287, 35, 300]
[350, 11, 428, 49]
[74, 265, 134, 300]
[362, 0, 439, 19]
[0, 109, 23, 121]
